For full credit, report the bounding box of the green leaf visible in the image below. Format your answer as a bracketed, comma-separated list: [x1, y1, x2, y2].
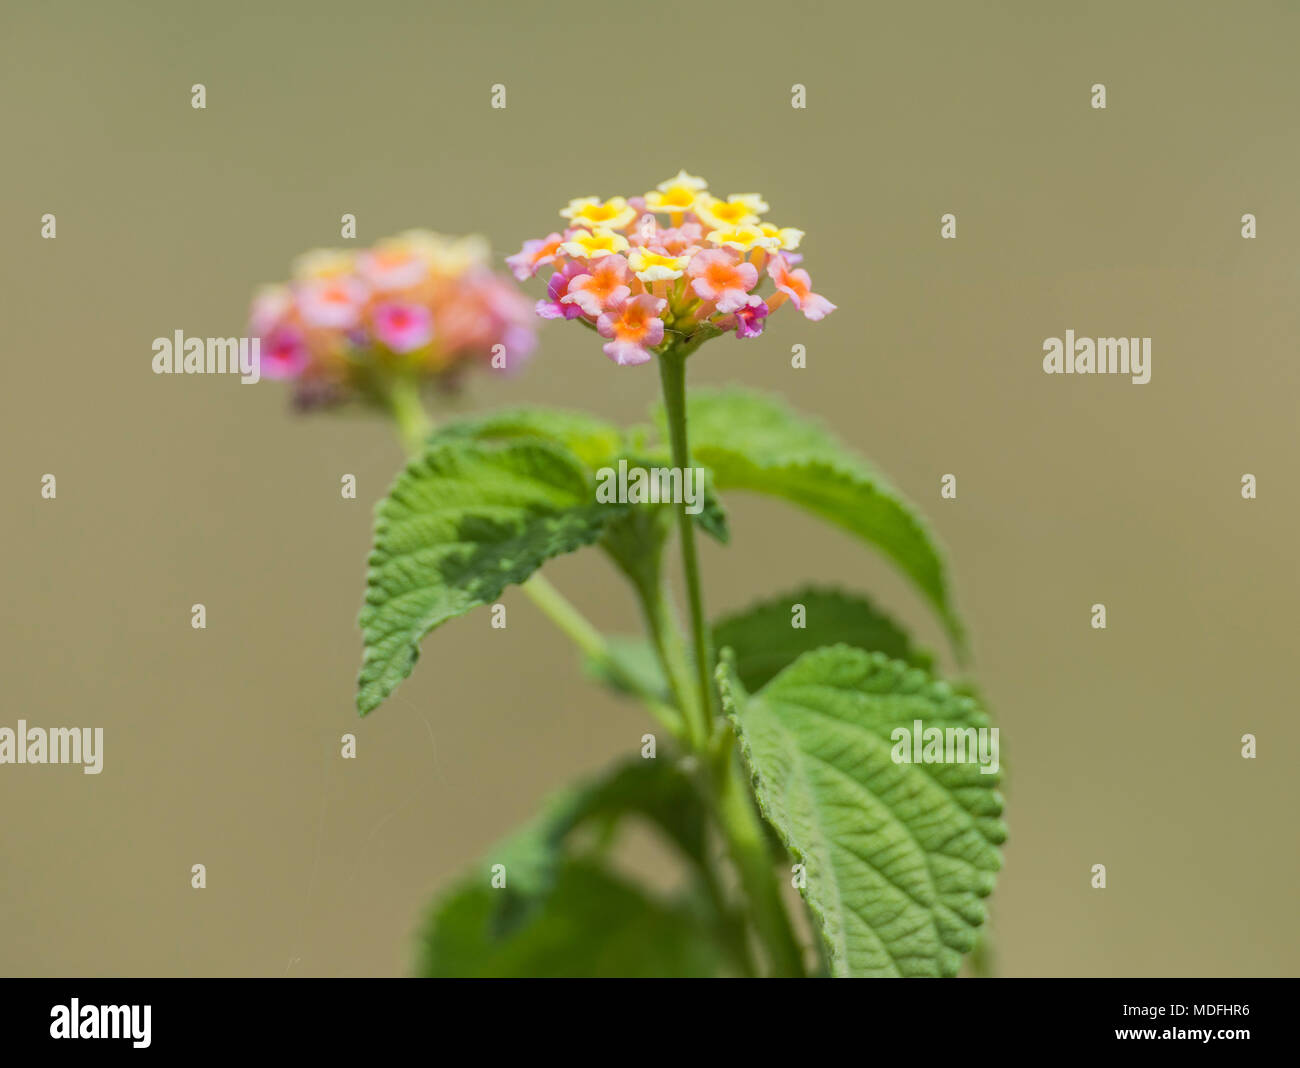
[664, 387, 964, 650]
[436, 409, 729, 542]
[357, 438, 624, 714]
[691, 472, 730, 543]
[444, 758, 711, 922]
[418, 758, 735, 977]
[431, 406, 623, 470]
[714, 586, 933, 691]
[420, 858, 727, 977]
[529, 756, 712, 874]
[718, 645, 1005, 977]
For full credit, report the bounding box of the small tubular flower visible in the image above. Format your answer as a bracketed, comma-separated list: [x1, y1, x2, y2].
[372, 301, 435, 353]
[688, 249, 759, 313]
[693, 193, 769, 232]
[732, 299, 769, 339]
[644, 170, 708, 216]
[758, 222, 804, 251]
[597, 295, 667, 366]
[297, 276, 369, 329]
[358, 241, 433, 292]
[560, 228, 631, 259]
[505, 232, 564, 280]
[768, 253, 837, 321]
[705, 224, 780, 253]
[562, 255, 632, 317]
[561, 197, 637, 232]
[511, 172, 833, 366]
[628, 247, 688, 283]
[536, 262, 588, 320]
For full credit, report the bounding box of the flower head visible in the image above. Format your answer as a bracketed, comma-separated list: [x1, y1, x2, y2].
[248, 230, 536, 408]
[510, 172, 833, 366]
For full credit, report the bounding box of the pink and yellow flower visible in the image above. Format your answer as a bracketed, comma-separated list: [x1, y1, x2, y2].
[506, 232, 565, 280]
[705, 224, 780, 253]
[510, 172, 833, 366]
[536, 262, 588, 320]
[628, 248, 689, 283]
[372, 301, 435, 353]
[297, 276, 369, 329]
[597, 295, 667, 366]
[732, 299, 769, 339]
[693, 193, 769, 232]
[562, 255, 632, 317]
[248, 230, 536, 408]
[768, 254, 836, 321]
[687, 249, 759, 313]
[560, 227, 631, 259]
[261, 326, 310, 379]
[561, 197, 637, 232]
[358, 241, 433, 292]
[644, 170, 708, 217]
[758, 222, 804, 251]
[292, 248, 355, 280]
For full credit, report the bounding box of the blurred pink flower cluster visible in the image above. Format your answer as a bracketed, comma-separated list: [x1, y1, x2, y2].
[508, 171, 835, 366]
[250, 231, 536, 407]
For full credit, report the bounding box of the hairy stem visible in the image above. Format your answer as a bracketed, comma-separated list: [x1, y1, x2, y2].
[656, 340, 804, 976]
[656, 345, 715, 726]
[714, 749, 806, 976]
[516, 571, 603, 661]
[634, 575, 705, 749]
[523, 572, 684, 738]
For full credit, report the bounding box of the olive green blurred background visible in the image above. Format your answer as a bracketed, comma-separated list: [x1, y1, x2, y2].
[2, 0, 1297, 976]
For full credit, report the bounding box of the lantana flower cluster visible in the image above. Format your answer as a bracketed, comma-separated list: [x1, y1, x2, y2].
[250, 230, 536, 407]
[508, 170, 835, 366]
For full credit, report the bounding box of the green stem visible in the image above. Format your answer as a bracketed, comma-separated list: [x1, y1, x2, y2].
[635, 577, 706, 750]
[713, 740, 806, 977]
[516, 572, 603, 661]
[524, 571, 685, 737]
[656, 340, 804, 977]
[656, 344, 715, 725]
[970, 928, 996, 978]
[389, 375, 434, 456]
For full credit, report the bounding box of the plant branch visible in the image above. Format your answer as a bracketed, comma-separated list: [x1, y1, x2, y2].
[712, 736, 806, 977]
[656, 339, 804, 977]
[656, 344, 715, 731]
[388, 375, 434, 456]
